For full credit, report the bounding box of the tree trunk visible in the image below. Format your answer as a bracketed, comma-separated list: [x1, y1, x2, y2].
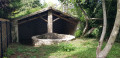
[78, 4, 89, 35]
[96, 0, 107, 56]
[96, 0, 120, 58]
[82, 20, 88, 35]
[84, 27, 95, 37]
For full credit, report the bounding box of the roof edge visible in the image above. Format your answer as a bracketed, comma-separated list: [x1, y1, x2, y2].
[14, 7, 79, 21]
[0, 18, 10, 22]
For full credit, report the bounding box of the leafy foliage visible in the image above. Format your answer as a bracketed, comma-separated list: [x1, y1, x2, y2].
[58, 43, 76, 52]
[91, 28, 100, 38]
[0, 0, 47, 19]
[4, 48, 15, 56]
[59, 0, 118, 41]
[59, 0, 103, 37]
[9, 0, 46, 19]
[75, 30, 82, 38]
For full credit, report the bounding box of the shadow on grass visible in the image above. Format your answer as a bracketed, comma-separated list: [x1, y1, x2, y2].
[6, 43, 61, 58]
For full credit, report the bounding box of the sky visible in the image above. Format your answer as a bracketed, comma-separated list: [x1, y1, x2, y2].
[40, 0, 60, 5]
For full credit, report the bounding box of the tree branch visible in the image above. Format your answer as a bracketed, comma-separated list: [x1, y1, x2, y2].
[89, 18, 103, 20]
[78, 4, 89, 35]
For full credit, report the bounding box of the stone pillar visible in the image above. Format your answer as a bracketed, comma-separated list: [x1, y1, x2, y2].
[47, 10, 53, 33]
[11, 20, 19, 42]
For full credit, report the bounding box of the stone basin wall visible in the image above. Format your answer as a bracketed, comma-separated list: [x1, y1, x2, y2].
[32, 33, 75, 47]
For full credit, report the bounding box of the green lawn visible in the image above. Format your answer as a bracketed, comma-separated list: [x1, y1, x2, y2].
[4, 38, 120, 58]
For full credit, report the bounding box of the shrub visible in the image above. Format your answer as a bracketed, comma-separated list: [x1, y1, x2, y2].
[75, 30, 82, 38]
[5, 48, 15, 56]
[58, 43, 76, 52]
[91, 28, 99, 37]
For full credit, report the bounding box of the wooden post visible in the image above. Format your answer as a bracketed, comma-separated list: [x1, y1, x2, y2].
[15, 21, 19, 42]
[47, 10, 53, 33]
[0, 21, 3, 58]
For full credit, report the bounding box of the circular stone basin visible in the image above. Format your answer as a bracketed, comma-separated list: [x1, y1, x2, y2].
[32, 33, 75, 46]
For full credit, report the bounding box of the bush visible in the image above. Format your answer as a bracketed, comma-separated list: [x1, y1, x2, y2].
[58, 43, 76, 52]
[75, 30, 82, 38]
[91, 28, 99, 38]
[4, 48, 15, 56]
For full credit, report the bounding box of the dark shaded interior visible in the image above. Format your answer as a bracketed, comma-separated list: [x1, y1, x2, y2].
[53, 18, 76, 35]
[18, 18, 47, 44]
[53, 11, 77, 35]
[18, 10, 78, 45]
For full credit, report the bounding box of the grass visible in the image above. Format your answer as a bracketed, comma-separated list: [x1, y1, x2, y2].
[4, 38, 120, 58]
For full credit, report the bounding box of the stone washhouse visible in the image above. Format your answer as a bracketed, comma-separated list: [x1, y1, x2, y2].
[12, 7, 79, 45]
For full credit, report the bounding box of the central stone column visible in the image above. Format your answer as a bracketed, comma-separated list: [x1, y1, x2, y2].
[47, 10, 53, 33]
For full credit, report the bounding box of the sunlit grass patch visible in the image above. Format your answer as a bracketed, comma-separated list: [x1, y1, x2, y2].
[4, 38, 120, 58]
